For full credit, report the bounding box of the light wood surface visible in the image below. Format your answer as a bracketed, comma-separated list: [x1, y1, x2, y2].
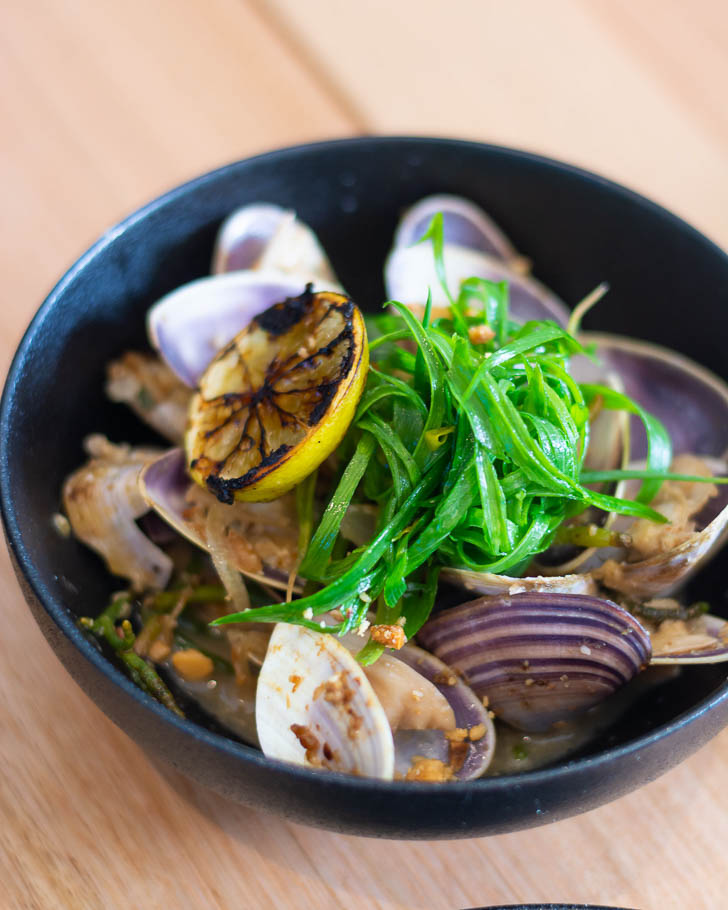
[2, 2, 728, 908]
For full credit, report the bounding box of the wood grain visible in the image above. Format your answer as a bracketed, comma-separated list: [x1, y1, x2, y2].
[3, 1, 728, 908]
[262, 0, 728, 250]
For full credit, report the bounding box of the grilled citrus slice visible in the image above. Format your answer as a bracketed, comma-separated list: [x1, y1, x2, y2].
[185, 287, 368, 503]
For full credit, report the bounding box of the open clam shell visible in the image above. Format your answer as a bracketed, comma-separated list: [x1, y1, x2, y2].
[393, 194, 520, 264]
[417, 593, 652, 732]
[256, 623, 395, 779]
[441, 567, 598, 598]
[212, 203, 339, 286]
[147, 270, 317, 387]
[537, 334, 728, 594]
[648, 612, 728, 664]
[576, 333, 728, 462]
[392, 644, 495, 780]
[592, 455, 728, 600]
[385, 242, 570, 326]
[212, 203, 289, 273]
[594, 507, 728, 599]
[138, 448, 301, 592]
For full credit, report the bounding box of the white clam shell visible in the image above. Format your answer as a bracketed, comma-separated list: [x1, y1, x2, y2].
[256, 624, 395, 779]
[212, 203, 339, 286]
[384, 242, 569, 326]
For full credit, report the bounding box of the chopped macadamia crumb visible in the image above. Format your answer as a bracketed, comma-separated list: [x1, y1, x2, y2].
[468, 324, 496, 345]
[405, 757, 454, 782]
[172, 648, 214, 681]
[433, 670, 458, 686]
[448, 739, 469, 773]
[370, 624, 406, 650]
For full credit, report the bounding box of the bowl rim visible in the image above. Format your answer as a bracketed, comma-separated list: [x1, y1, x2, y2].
[3, 134, 728, 799]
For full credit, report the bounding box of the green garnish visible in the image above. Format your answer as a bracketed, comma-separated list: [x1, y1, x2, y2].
[80, 594, 184, 717]
[211, 213, 714, 658]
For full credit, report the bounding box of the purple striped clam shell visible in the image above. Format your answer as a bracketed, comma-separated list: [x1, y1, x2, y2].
[417, 594, 652, 732]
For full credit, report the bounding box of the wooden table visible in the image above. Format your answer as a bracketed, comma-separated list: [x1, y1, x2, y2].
[3, 2, 728, 907]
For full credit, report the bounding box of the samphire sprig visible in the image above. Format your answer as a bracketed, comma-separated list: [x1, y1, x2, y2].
[80, 593, 184, 716]
[212, 214, 713, 662]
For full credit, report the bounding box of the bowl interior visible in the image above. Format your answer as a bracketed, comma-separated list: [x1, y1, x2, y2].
[3, 137, 728, 829]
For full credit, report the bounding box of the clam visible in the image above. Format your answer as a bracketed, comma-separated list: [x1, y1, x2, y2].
[576, 333, 728, 462]
[212, 203, 339, 286]
[648, 612, 728, 665]
[391, 643, 495, 780]
[385, 243, 570, 327]
[392, 194, 521, 265]
[256, 623, 495, 780]
[147, 271, 320, 387]
[575, 335, 728, 600]
[386, 194, 569, 325]
[139, 448, 301, 592]
[256, 623, 395, 778]
[212, 203, 289, 274]
[149, 205, 343, 389]
[417, 593, 652, 732]
[105, 351, 192, 444]
[594, 455, 728, 599]
[441, 568, 598, 597]
[534, 334, 728, 595]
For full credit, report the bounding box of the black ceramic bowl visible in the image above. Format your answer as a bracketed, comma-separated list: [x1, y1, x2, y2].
[3, 137, 728, 840]
[470, 905, 631, 910]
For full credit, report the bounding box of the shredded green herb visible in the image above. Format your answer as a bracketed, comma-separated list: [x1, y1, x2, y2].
[211, 213, 719, 658]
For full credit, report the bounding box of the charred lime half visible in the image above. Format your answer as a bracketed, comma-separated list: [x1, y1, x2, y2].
[185, 287, 368, 503]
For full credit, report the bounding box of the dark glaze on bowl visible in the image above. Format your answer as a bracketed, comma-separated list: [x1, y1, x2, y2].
[3, 137, 728, 839]
[468, 905, 634, 910]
